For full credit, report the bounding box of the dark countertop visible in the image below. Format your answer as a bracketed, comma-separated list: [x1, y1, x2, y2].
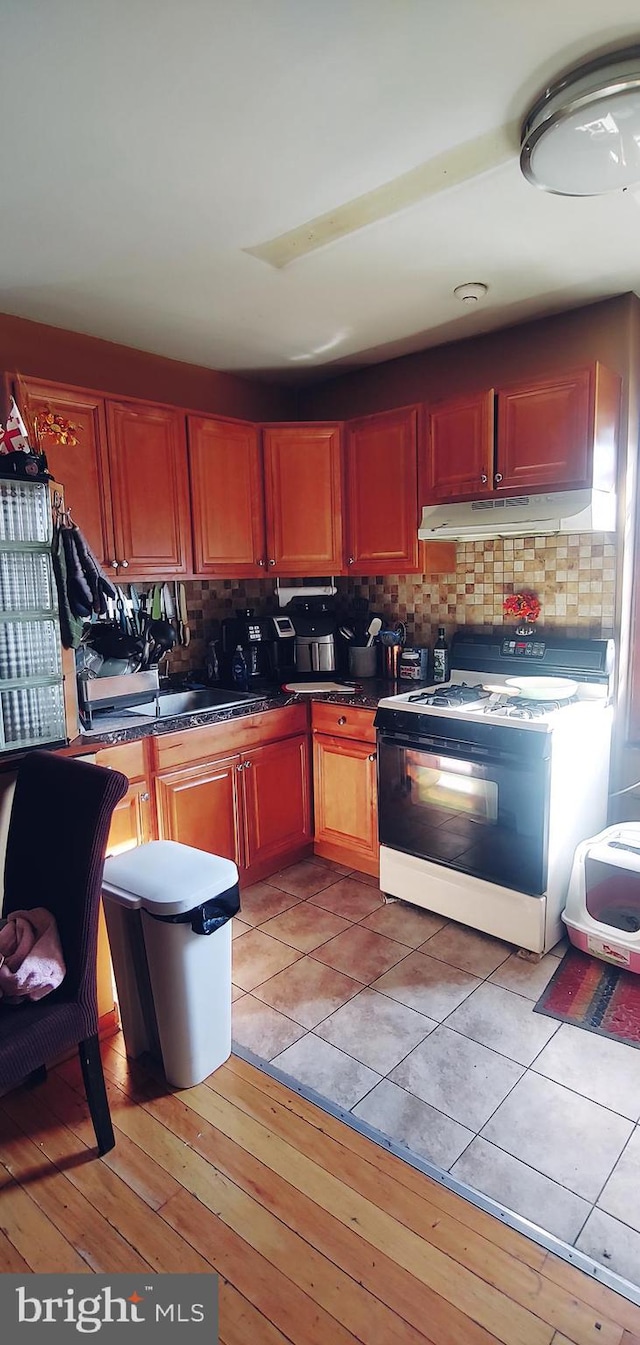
[72, 677, 409, 751]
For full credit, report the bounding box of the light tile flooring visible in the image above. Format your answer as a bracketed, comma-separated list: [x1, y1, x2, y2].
[231, 857, 640, 1287]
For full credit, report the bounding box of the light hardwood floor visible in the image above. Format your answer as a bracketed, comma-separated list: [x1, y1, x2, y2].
[1, 1034, 639, 1345]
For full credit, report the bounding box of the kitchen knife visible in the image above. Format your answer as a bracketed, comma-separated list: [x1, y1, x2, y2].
[162, 582, 175, 623]
[151, 584, 162, 620]
[174, 580, 184, 644]
[178, 582, 190, 646]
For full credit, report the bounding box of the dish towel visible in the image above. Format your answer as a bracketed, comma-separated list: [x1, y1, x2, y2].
[52, 521, 117, 647]
[0, 908, 66, 1003]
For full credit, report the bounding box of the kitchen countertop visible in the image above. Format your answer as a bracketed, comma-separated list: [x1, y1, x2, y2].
[72, 677, 411, 750]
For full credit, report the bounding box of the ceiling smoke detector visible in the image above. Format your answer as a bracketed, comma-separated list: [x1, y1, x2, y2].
[453, 282, 489, 305]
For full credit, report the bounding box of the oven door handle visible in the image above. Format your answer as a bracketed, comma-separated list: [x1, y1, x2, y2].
[377, 731, 537, 767]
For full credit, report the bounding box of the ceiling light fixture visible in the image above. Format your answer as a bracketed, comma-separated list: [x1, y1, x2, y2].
[453, 282, 488, 305]
[520, 44, 640, 195]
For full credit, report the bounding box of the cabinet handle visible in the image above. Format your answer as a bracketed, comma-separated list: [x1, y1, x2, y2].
[494, 472, 503, 484]
[236, 763, 244, 772]
[348, 556, 354, 565]
[268, 559, 276, 567]
[481, 472, 488, 484]
[256, 558, 265, 567]
[337, 716, 347, 725]
[244, 759, 252, 768]
[140, 792, 149, 802]
[120, 559, 129, 569]
[111, 560, 119, 570]
[368, 752, 377, 762]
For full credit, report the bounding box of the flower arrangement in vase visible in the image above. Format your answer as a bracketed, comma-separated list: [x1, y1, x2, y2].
[503, 591, 541, 637]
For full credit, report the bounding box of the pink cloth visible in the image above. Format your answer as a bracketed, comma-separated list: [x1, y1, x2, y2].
[0, 908, 66, 1004]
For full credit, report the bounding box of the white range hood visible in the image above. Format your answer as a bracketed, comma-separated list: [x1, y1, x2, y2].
[418, 488, 616, 543]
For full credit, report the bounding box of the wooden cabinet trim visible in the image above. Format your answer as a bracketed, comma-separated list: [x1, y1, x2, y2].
[151, 703, 310, 771]
[311, 702, 376, 744]
[96, 739, 147, 779]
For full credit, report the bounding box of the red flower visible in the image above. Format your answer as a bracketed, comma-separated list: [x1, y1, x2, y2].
[503, 592, 541, 622]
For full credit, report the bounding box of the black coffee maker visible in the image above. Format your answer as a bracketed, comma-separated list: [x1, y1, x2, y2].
[220, 609, 296, 686]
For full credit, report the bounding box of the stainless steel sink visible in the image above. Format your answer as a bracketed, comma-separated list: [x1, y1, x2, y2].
[125, 688, 263, 718]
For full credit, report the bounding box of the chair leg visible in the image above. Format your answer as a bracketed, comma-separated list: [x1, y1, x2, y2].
[78, 1035, 115, 1156]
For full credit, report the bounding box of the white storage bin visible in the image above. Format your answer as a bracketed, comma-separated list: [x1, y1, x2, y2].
[564, 823, 640, 971]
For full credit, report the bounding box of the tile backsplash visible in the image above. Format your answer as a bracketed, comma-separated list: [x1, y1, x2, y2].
[164, 533, 616, 674]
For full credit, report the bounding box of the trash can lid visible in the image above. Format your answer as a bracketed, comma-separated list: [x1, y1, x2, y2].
[102, 840, 239, 916]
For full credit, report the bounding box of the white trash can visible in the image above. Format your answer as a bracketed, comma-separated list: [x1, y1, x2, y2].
[102, 840, 239, 1087]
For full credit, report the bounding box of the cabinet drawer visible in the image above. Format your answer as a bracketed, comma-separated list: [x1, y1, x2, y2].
[152, 703, 309, 771]
[311, 702, 376, 744]
[96, 740, 147, 780]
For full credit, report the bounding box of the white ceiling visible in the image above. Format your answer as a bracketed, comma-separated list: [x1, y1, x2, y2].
[3, 0, 640, 381]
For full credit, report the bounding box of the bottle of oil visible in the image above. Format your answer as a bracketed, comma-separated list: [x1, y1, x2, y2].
[231, 644, 249, 692]
[432, 626, 450, 684]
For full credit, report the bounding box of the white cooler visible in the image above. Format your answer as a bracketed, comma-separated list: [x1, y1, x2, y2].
[564, 823, 640, 972]
[102, 840, 239, 1087]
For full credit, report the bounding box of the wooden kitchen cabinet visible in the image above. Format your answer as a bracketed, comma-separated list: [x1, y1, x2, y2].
[495, 364, 620, 494]
[423, 391, 495, 503]
[242, 734, 311, 874]
[155, 754, 241, 863]
[262, 423, 344, 575]
[422, 364, 620, 504]
[23, 380, 115, 570]
[345, 406, 419, 573]
[105, 401, 192, 576]
[153, 704, 312, 884]
[23, 381, 193, 576]
[96, 740, 153, 855]
[188, 414, 266, 576]
[311, 703, 378, 876]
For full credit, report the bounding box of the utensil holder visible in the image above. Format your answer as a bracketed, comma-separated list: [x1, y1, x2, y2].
[348, 645, 378, 678]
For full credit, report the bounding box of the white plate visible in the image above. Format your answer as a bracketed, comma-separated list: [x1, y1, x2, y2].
[505, 676, 578, 701]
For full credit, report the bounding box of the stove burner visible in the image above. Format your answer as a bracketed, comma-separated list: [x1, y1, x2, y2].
[407, 682, 487, 708]
[482, 695, 577, 719]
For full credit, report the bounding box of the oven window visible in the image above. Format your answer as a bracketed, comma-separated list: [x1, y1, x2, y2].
[416, 761, 498, 822]
[378, 738, 549, 896]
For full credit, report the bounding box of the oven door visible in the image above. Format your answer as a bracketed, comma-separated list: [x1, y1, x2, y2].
[377, 730, 550, 896]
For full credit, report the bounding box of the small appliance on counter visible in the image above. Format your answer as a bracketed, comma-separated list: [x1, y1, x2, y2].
[220, 608, 296, 685]
[287, 595, 339, 677]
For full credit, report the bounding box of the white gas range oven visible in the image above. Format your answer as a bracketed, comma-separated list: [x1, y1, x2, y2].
[374, 631, 614, 955]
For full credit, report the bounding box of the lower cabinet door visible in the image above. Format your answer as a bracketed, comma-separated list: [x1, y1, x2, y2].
[241, 735, 311, 876]
[155, 755, 242, 865]
[105, 780, 152, 856]
[313, 733, 378, 873]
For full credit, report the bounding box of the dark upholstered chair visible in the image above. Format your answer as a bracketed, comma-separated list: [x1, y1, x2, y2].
[0, 750, 128, 1155]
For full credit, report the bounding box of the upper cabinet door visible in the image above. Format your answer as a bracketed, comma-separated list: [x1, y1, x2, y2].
[423, 392, 495, 503]
[346, 406, 419, 573]
[106, 401, 192, 576]
[25, 382, 115, 569]
[262, 423, 344, 575]
[188, 415, 266, 576]
[496, 369, 594, 493]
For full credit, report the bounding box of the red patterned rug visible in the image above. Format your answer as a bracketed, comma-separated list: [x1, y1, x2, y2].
[534, 945, 640, 1048]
